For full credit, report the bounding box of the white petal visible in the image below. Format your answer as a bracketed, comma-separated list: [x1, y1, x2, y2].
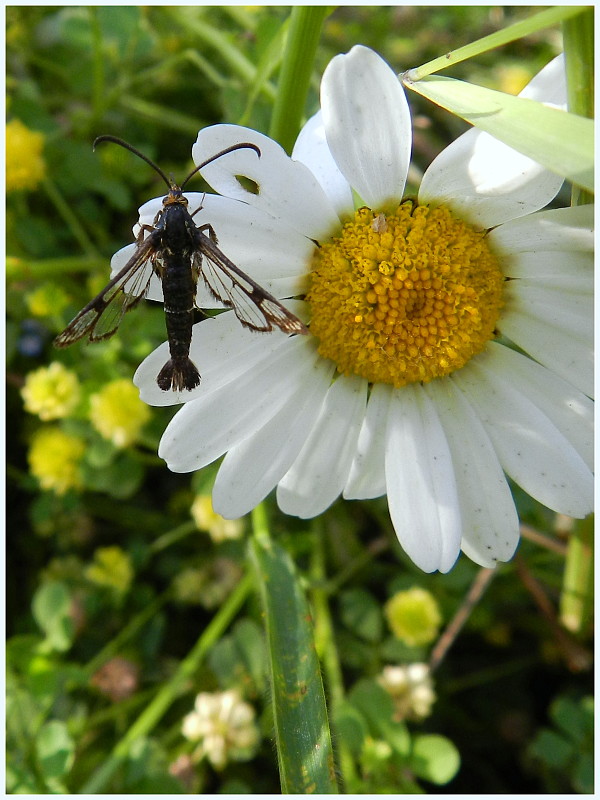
[321, 45, 411, 209]
[277, 373, 368, 518]
[453, 349, 593, 517]
[489, 204, 593, 254]
[212, 357, 335, 518]
[135, 196, 163, 230]
[135, 300, 309, 406]
[158, 335, 317, 472]
[518, 53, 567, 104]
[425, 379, 519, 568]
[500, 282, 593, 398]
[499, 250, 592, 283]
[192, 124, 340, 241]
[187, 193, 314, 304]
[344, 382, 393, 499]
[480, 342, 593, 468]
[419, 55, 566, 228]
[292, 110, 354, 218]
[385, 384, 462, 573]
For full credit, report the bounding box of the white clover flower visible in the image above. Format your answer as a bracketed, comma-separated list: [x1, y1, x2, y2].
[378, 663, 436, 721]
[125, 46, 592, 573]
[182, 689, 260, 770]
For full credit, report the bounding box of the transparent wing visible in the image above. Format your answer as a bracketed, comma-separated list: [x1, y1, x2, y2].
[194, 231, 308, 335]
[55, 235, 159, 347]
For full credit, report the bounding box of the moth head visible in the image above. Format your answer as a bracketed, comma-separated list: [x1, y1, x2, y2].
[163, 186, 188, 207]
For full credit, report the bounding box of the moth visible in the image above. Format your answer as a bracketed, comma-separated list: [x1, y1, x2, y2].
[54, 135, 308, 391]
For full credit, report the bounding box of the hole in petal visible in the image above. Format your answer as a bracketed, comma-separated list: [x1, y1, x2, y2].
[234, 174, 260, 195]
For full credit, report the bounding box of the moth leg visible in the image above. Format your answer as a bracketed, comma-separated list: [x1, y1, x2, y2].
[197, 222, 218, 245]
[135, 222, 158, 247]
[190, 194, 206, 220]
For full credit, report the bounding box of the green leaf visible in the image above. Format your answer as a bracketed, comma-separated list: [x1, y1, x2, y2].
[31, 582, 74, 653]
[403, 74, 593, 192]
[123, 737, 186, 794]
[349, 679, 410, 757]
[339, 588, 383, 643]
[573, 751, 594, 794]
[529, 729, 574, 767]
[208, 618, 267, 695]
[249, 536, 338, 793]
[333, 700, 369, 756]
[36, 720, 74, 779]
[409, 733, 461, 785]
[550, 695, 593, 742]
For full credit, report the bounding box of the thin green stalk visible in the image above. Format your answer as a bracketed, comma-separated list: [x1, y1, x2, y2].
[310, 518, 358, 793]
[167, 8, 276, 101]
[80, 571, 253, 793]
[149, 521, 198, 554]
[559, 517, 594, 635]
[7, 255, 105, 280]
[563, 8, 594, 206]
[269, 6, 330, 153]
[87, 7, 105, 124]
[407, 6, 587, 80]
[119, 95, 205, 137]
[41, 178, 99, 259]
[82, 591, 171, 678]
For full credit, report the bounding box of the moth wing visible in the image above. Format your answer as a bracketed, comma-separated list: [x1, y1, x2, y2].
[194, 233, 308, 335]
[55, 236, 158, 347]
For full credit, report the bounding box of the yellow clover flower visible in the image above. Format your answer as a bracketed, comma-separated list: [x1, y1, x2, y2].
[22, 362, 81, 420]
[26, 283, 70, 319]
[89, 379, 150, 448]
[7, 119, 46, 192]
[85, 546, 134, 594]
[191, 495, 244, 543]
[28, 426, 85, 494]
[384, 587, 442, 647]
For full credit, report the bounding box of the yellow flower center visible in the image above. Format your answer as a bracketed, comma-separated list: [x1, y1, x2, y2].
[307, 202, 504, 387]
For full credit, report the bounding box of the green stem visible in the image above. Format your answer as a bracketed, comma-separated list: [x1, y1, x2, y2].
[563, 8, 594, 206]
[269, 6, 330, 152]
[408, 6, 586, 80]
[80, 571, 253, 793]
[310, 518, 358, 792]
[41, 178, 99, 259]
[88, 7, 105, 125]
[559, 516, 594, 635]
[7, 255, 106, 280]
[149, 521, 198, 554]
[167, 8, 276, 102]
[82, 591, 171, 678]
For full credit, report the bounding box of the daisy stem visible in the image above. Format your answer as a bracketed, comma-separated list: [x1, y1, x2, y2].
[269, 6, 330, 153]
[562, 8, 594, 206]
[406, 6, 586, 81]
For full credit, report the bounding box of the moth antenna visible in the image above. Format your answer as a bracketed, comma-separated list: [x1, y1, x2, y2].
[94, 135, 174, 189]
[180, 142, 261, 190]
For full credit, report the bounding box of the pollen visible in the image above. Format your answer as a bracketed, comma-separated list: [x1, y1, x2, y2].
[306, 202, 504, 387]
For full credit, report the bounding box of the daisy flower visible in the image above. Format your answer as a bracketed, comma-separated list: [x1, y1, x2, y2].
[127, 46, 592, 573]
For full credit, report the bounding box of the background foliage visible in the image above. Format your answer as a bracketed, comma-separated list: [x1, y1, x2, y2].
[7, 6, 593, 794]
